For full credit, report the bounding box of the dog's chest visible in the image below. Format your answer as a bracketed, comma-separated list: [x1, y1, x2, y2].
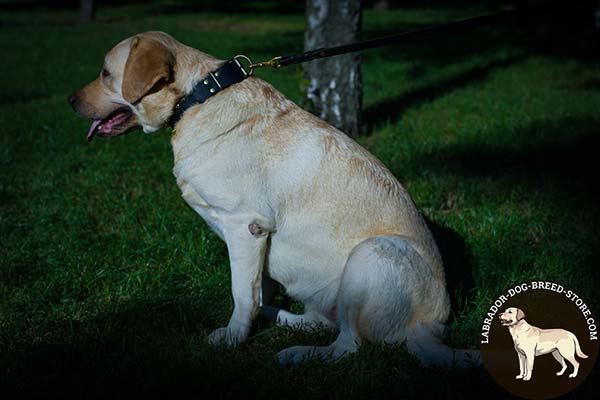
[176, 177, 227, 239]
[511, 330, 530, 350]
[513, 336, 524, 349]
[170, 135, 272, 241]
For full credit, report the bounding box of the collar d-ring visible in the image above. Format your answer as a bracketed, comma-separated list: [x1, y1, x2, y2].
[233, 55, 255, 77]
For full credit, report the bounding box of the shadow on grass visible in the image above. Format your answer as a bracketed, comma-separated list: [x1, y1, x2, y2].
[415, 117, 600, 205]
[367, 6, 600, 65]
[363, 53, 526, 132]
[1, 296, 246, 399]
[0, 296, 489, 400]
[361, 7, 599, 131]
[581, 77, 600, 91]
[426, 218, 476, 319]
[412, 117, 600, 293]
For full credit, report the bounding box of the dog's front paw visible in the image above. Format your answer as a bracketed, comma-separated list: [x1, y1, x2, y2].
[207, 326, 246, 347]
[515, 374, 524, 379]
[523, 375, 531, 381]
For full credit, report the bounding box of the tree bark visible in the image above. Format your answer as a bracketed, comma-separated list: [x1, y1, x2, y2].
[80, 0, 96, 24]
[304, 0, 362, 138]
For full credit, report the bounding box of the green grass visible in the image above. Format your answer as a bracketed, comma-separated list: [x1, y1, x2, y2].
[1, 2, 599, 398]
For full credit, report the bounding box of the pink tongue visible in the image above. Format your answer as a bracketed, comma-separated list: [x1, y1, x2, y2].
[87, 120, 102, 142]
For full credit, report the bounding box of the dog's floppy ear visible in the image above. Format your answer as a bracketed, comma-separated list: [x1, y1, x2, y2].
[516, 308, 525, 321]
[122, 36, 174, 104]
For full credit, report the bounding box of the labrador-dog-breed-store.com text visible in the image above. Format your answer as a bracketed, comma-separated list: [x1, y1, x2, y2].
[69, 31, 478, 366]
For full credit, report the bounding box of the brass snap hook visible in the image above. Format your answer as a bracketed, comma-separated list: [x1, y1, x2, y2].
[249, 56, 283, 69]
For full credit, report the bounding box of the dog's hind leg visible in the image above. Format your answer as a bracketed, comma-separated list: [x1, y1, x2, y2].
[275, 275, 363, 365]
[567, 357, 580, 378]
[276, 329, 360, 365]
[555, 337, 581, 378]
[344, 236, 478, 367]
[259, 279, 337, 331]
[552, 350, 567, 376]
[262, 305, 337, 331]
[277, 235, 458, 366]
[276, 236, 397, 366]
[562, 348, 580, 378]
[406, 321, 481, 367]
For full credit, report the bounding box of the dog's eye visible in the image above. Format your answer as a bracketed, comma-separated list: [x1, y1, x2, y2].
[102, 68, 110, 78]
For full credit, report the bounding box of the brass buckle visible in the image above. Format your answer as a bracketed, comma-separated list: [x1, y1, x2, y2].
[233, 55, 255, 77]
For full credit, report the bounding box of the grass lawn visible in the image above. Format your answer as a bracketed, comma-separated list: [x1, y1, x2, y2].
[1, 1, 599, 398]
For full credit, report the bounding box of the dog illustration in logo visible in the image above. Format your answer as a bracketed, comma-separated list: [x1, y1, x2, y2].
[499, 307, 588, 381]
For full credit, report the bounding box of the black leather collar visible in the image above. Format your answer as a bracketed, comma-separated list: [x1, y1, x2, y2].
[168, 56, 253, 127]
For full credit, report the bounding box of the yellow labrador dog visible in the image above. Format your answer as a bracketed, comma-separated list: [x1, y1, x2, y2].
[69, 31, 478, 366]
[499, 307, 588, 380]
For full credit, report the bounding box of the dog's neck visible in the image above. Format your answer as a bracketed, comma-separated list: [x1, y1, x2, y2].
[508, 319, 530, 335]
[174, 48, 222, 95]
[168, 48, 254, 128]
[168, 46, 295, 165]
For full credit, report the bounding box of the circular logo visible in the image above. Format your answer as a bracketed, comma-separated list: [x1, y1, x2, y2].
[480, 281, 598, 399]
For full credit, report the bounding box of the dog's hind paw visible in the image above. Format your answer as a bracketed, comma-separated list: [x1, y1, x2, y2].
[276, 344, 350, 366]
[277, 346, 320, 366]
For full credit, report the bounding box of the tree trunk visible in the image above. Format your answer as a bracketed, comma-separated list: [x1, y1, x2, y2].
[304, 0, 362, 138]
[80, 0, 96, 24]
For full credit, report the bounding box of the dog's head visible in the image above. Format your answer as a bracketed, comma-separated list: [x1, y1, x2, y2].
[68, 31, 195, 141]
[499, 307, 525, 327]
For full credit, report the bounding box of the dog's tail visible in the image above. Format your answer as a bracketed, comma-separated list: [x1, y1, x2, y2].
[406, 322, 482, 367]
[572, 333, 589, 359]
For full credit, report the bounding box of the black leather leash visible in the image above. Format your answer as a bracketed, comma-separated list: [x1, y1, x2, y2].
[168, 10, 517, 128]
[249, 9, 517, 69]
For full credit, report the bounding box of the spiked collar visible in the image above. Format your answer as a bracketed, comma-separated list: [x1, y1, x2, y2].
[168, 55, 253, 128]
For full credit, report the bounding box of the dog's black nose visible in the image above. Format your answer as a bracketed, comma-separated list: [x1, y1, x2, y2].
[68, 94, 77, 109]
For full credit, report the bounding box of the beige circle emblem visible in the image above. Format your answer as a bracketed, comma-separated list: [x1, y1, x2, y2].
[480, 281, 598, 399]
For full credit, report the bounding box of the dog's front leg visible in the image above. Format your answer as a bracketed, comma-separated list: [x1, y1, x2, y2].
[516, 350, 525, 379]
[208, 220, 271, 347]
[523, 350, 535, 381]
